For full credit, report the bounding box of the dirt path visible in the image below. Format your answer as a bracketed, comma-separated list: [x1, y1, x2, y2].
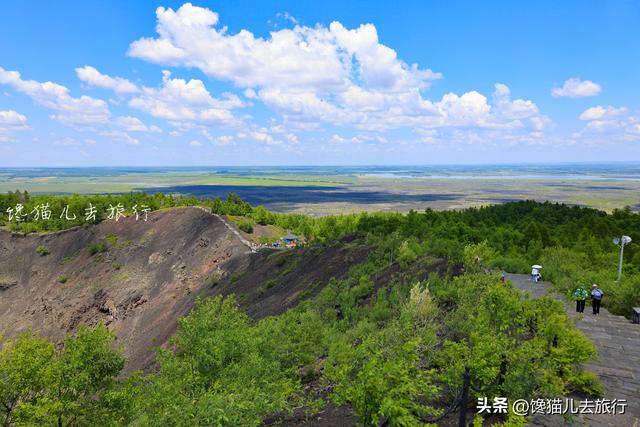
[193, 206, 257, 253]
[505, 273, 640, 426]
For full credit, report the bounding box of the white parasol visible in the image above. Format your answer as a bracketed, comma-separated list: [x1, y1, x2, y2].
[531, 264, 543, 269]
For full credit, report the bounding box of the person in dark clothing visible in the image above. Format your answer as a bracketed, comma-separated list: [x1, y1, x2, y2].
[591, 284, 604, 315]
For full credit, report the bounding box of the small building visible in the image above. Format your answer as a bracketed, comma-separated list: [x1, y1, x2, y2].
[283, 233, 299, 243]
[282, 233, 301, 247]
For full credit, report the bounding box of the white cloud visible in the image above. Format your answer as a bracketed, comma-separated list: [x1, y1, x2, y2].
[189, 140, 202, 146]
[579, 105, 627, 121]
[552, 78, 601, 98]
[99, 130, 140, 145]
[276, 12, 298, 25]
[216, 135, 234, 145]
[115, 116, 152, 131]
[113, 116, 162, 133]
[0, 110, 28, 142]
[0, 67, 160, 145]
[125, 3, 548, 144]
[0, 67, 111, 125]
[575, 105, 640, 142]
[0, 5, 562, 150]
[199, 129, 235, 145]
[250, 131, 281, 145]
[128, 70, 243, 125]
[0, 110, 27, 126]
[76, 65, 139, 94]
[237, 130, 281, 145]
[492, 83, 539, 120]
[129, 4, 441, 93]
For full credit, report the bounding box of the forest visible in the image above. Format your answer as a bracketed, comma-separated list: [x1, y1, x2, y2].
[1, 191, 638, 426]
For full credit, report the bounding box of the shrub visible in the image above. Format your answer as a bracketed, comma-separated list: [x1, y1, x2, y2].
[88, 241, 108, 256]
[238, 220, 254, 234]
[57, 275, 68, 284]
[463, 241, 496, 273]
[104, 233, 118, 247]
[35, 245, 49, 256]
[397, 240, 417, 267]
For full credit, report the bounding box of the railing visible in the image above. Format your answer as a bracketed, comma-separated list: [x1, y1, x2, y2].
[420, 357, 508, 427]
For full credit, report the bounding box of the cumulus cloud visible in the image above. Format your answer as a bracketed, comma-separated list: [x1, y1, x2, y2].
[75, 64, 244, 127]
[0, 110, 28, 142]
[115, 115, 161, 132]
[125, 4, 547, 143]
[128, 3, 441, 93]
[0, 67, 110, 125]
[0, 5, 558, 149]
[492, 83, 539, 120]
[579, 105, 627, 121]
[128, 70, 243, 125]
[0, 67, 165, 145]
[0, 110, 27, 126]
[575, 105, 640, 142]
[236, 129, 282, 145]
[76, 65, 139, 94]
[552, 78, 601, 98]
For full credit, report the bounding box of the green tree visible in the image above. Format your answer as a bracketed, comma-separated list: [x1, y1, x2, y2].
[135, 296, 296, 426]
[0, 326, 126, 427]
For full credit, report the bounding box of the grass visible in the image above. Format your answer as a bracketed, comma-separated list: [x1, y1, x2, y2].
[104, 233, 119, 247]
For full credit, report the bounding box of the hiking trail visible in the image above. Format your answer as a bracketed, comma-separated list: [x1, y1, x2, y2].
[506, 273, 640, 427]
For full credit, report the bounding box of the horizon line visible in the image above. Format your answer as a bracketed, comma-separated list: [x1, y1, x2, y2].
[2, 161, 640, 169]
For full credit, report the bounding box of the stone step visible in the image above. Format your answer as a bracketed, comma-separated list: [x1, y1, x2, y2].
[504, 273, 640, 425]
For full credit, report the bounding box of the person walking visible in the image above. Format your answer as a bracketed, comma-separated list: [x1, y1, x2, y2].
[591, 284, 604, 315]
[574, 285, 588, 313]
[531, 266, 541, 282]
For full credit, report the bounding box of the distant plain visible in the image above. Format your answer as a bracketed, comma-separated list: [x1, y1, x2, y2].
[1, 164, 639, 215]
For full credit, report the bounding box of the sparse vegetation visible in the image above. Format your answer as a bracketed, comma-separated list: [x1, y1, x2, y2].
[57, 274, 68, 284]
[204, 271, 222, 288]
[88, 241, 108, 256]
[104, 233, 119, 247]
[35, 245, 49, 256]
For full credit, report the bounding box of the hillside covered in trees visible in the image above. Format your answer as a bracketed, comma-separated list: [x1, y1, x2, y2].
[1, 191, 638, 426]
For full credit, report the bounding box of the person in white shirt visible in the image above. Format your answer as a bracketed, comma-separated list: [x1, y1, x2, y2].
[531, 267, 540, 282]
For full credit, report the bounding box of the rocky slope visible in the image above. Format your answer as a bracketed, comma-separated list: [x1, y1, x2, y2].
[0, 207, 248, 371]
[0, 207, 381, 373]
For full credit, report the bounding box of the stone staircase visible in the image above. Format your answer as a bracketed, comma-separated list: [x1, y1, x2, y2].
[505, 273, 640, 427]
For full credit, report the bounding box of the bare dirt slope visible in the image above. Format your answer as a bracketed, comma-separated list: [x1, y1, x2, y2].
[0, 207, 249, 371]
[0, 208, 379, 374]
[214, 234, 371, 319]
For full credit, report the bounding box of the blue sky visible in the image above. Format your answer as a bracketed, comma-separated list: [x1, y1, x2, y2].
[1, 0, 639, 166]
